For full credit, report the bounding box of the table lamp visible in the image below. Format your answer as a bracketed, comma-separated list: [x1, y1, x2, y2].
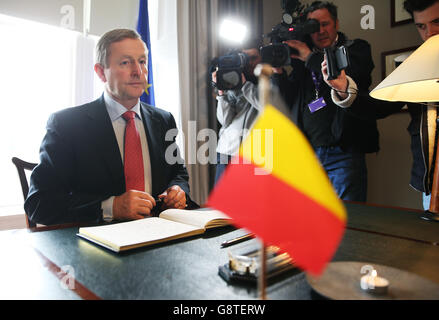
[370, 34, 439, 221]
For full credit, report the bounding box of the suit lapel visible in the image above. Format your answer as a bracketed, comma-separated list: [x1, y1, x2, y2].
[84, 96, 125, 191]
[141, 103, 162, 196]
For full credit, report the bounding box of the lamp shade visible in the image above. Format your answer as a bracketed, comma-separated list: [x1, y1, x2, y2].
[370, 34, 439, 102]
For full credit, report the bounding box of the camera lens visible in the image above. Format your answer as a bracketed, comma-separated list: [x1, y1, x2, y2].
[217, 70, 241, 90]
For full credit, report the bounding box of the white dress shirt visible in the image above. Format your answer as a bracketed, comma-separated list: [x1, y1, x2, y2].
[101, 91, 152, 222]
[330, 75, 358, 108]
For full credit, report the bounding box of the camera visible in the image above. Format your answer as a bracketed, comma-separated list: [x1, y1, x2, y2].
[211, 51, 250, 91]
[324, 46, 349, 80]
[261, 0, 320, 67]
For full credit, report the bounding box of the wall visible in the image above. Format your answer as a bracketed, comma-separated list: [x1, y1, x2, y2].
[0, 0, 139, 36]
[262, 0, 423, 209]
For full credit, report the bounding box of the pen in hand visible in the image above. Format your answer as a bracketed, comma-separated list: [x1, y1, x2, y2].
[221, 233, 255, 248]
[150, 197, 163, 217]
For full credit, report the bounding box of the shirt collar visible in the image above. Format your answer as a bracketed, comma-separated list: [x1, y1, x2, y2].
[103, 90, 142, 121]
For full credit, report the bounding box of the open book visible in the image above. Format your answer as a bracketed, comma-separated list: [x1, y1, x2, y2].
[77, 208, 231, 252]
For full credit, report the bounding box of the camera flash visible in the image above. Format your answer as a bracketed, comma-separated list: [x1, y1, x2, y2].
[219, 19, 248, 44]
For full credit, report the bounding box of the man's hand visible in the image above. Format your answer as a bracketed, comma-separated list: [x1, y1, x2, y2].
[283, 40, 312, 62]
[113, 190, 156, 220]
[321, 56, 349, 100]
[158, 185, 187, 209]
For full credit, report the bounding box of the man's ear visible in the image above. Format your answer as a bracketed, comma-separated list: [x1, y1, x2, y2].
[94, 63, 107, 83]
[335, 19, 340, 31]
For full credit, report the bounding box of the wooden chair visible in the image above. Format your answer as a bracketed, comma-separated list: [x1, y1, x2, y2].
[11, 157, 37, 228]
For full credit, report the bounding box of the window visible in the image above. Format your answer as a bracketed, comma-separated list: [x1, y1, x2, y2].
[0, 14, 103, 216]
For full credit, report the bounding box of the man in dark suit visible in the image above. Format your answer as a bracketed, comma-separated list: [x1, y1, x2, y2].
[402, 0, 439, 210]
[25, 29, 191, 225]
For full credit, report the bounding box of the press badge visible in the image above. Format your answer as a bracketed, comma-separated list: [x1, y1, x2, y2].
[308, 97, 326, 113]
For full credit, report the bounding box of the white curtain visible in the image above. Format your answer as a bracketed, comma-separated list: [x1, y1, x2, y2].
[148, 0, 183, 131]
[150, 0, 219, 206]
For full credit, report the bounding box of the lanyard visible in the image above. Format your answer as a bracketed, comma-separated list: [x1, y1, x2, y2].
[311, 71, 323, 99]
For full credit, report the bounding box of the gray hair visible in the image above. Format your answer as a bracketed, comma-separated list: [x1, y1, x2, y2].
[96, 29, 148, 67]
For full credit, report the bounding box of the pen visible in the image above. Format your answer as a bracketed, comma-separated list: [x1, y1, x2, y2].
[221, 233, 255, 248]
[150, 197, 163, 217]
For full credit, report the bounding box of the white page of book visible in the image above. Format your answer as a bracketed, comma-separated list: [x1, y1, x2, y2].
[159, 209, 230, 228]
[80, 217, 202, 248]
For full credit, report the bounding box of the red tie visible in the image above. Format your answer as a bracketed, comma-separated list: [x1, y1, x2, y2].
[122, 111, 144, 191]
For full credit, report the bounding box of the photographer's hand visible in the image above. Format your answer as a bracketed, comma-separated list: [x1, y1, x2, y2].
[212, 70, 224, 96]
[283, 40, 312, 62]
[321, 57, 348, 100]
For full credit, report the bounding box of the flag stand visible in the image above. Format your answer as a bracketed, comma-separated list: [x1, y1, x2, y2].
[254, 64, 274, 300]
[258, 243, 267, 300]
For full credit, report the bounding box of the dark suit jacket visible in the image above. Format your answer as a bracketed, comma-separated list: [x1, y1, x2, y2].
[25, 95, 191, 225]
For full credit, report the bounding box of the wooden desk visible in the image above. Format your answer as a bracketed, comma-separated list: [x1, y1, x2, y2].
[0, 202, 438, 300]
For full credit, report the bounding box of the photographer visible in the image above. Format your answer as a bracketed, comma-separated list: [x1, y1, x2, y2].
[212, 41, 262, 184]
[271, 1, 379, 201]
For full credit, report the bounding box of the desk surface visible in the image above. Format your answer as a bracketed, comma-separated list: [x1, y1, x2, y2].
[1, 202, 438, 300]
[344, 202, 439, 244]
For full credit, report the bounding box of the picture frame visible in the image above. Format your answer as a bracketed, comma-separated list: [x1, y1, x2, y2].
[381, 46, 419, 80]
[391, 0, 413, 27]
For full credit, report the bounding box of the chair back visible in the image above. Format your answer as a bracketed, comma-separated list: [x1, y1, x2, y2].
[11, 157, 37, 228]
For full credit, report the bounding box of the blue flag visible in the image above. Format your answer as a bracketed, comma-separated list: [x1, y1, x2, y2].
[137, 0, 155, 106]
